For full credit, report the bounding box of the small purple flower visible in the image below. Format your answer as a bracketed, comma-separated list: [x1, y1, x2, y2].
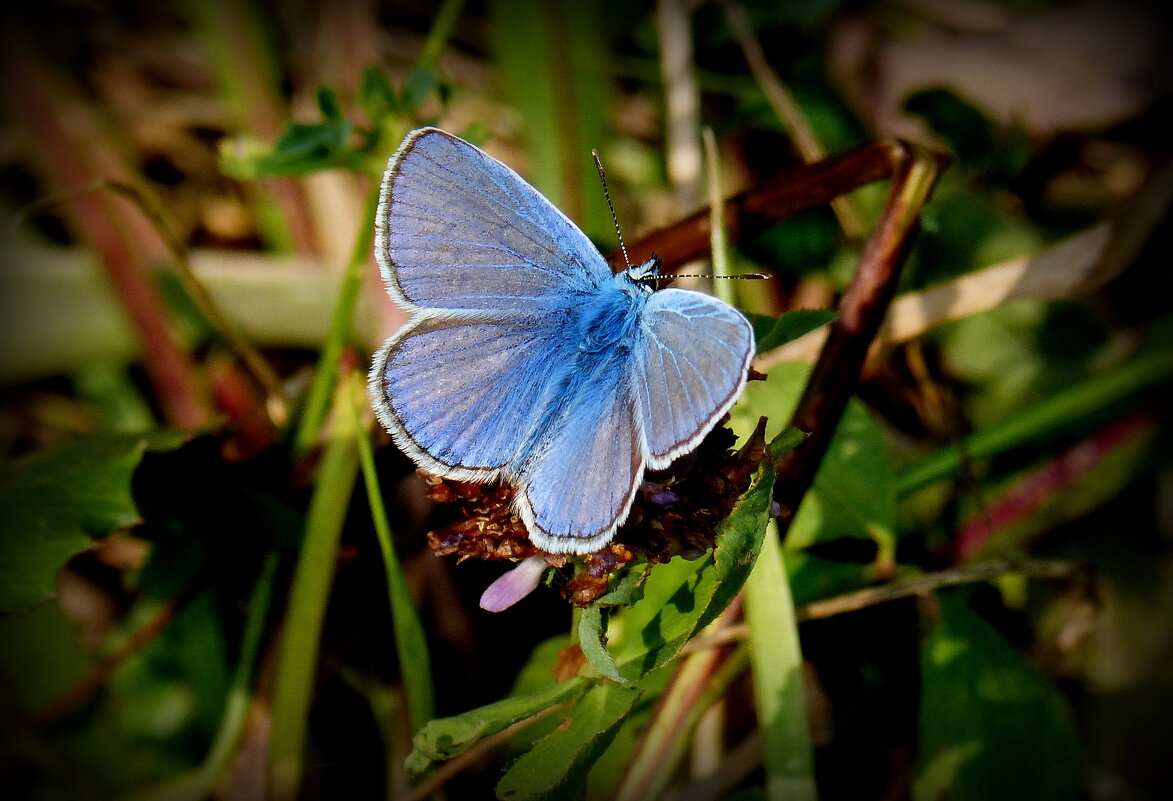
[769, 501, 781, 519]
[479, 555, 547, 612]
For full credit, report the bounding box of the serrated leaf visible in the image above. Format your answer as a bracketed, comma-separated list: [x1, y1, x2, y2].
[0, 431, 182, 612]
[695, 463, 777, 632]
[405, 677, 590, 776]
[750, 309, 838, 353]
[578, 606, 625, 684]
[914, 593, 1081, 801]
[495, 682, 641, 800]
[603, 464, 777, 682]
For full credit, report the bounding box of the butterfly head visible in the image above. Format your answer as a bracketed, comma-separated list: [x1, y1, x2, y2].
[624, 256, 664, 293]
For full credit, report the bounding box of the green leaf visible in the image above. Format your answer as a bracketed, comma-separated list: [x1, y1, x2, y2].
[507, 635, 579, 751]
[568, 564, 647, 689]
[401, 68, 440, 111]
[767, 424, 808, 465]
[578, 607, 626, 684]
[405, 677, 590, 776]
[354, 396, 435, 731]
[358, 66, 400, 121]
[316, 86, 344, 120]
[511, 635, 575, 698]
[0, 431, 182, 613]
[788, 399, 895, 549]
[737, 363, 895, 549]
[228, 119, 355, 178]
[601, 556, 710, 677]
[604, 463, 777, 682]
[697, 463, 777, 632]
[914, 593, 1081, 801]
[496, 682, 641, 800]
[749, 309, 838, 353]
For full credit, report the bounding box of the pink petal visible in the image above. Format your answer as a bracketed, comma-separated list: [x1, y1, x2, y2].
[479, 556, 547, 612]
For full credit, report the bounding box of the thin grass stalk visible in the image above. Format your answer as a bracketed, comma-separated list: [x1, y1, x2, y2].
[896, 346, 1173, 495]
[416, 0, 466, 72]
[269, 372, 361, 800]
[105, 180, 289, 426]
[295, 0, 469, 451]
[351, 383, 436, 732]
[702, 126, 734, 305]
[188, 0, 317, 255]
[611, 646, 749, 801]
[294, 186, 380, 452]
[721, 0, 864, 240]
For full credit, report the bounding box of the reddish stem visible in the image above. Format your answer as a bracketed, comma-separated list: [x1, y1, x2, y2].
[23, 578, 202, 732]
[953, 412, 1156, 561]
[771, 143, 948, 524]
[625, 141, 898, 270]
[2, 36, 211, 429]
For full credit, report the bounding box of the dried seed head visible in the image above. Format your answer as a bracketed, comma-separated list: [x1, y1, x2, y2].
[423, 417, 768, 605]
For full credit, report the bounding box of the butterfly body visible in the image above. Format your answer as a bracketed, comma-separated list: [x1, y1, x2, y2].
[370, 128, 754, 554]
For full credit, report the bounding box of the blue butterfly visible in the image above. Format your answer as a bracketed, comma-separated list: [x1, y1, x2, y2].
[369, 128, 755, 554]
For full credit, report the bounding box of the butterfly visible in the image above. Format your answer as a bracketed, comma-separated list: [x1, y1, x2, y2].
[368, 128, 755, 554]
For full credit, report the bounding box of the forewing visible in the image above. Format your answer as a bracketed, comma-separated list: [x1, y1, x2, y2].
[378, 128, 612, 313]
[633, 289, 754, 468]
[369, 312, 576, 481]
[515, 360, 643, 554]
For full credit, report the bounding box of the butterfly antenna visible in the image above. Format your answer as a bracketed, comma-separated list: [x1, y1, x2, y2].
[593, 149, 631, 269]
[674, 272, 771, 280]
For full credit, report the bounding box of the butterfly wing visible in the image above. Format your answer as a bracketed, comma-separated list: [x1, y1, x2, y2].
[370, 311, 579, 482]
[514, 354, 643, 554]
[378, 127, 613, 314]
[632, 289, 754, 468]
[371, 127, 614, 479]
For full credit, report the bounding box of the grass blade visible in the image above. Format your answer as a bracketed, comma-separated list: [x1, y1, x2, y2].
[745, 523, 817, 801]
[351, 384, 436, 731]
[897, 343, 1173, 494]
[270, 373, 360, 800]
